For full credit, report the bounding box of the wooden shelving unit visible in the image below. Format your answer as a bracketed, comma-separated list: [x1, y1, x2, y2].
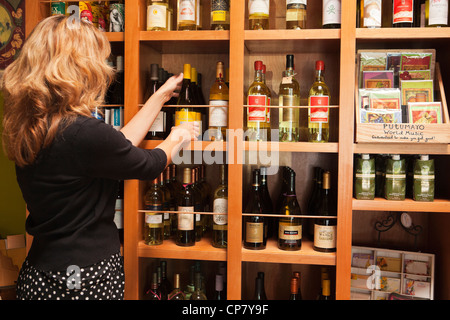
[25, 0, 450, 300]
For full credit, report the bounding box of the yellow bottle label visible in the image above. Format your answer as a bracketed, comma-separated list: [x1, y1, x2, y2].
[175, 109, 196, 126]
[246, 222, 264, 243]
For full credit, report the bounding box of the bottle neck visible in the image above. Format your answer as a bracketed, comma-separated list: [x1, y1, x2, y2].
[254, 69, 263, 82]
[286, 173, 296, 195]
[315, 69, 325, 82]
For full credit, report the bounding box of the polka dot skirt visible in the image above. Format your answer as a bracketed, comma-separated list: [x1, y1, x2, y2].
[16, 252, 124, 300]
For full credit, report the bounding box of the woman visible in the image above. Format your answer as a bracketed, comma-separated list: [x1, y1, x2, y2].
[1, 15, 198, 300]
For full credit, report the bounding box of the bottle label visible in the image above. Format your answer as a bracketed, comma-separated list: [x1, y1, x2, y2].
[209, 100, 228, 127]
[213, 199, 228, 226]
[393, 0, 414, 24]
[278, 222, 302, 240]
[309, 96, 329, 123]
[178, 207, 195, 231]
[175, 109, 196, 126]
[429, 0, 449, 25]
[248, 95, 267, 122]
[145, 212, 164, 227]
[147, 4, 167, 29]
[149, 111, 165, 132]
[248, 0, 270, 15]
[212, 0, 229, 22]
[245, 222, 264, 243]
[51, 2, 66, 16]
[178, 0, 196, 22]
[363, 0, 382, 27]
[314, 224, 336, 249]
[323, 0, 341, 25]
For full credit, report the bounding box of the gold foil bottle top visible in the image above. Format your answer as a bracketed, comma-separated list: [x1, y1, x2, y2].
[322, 279, 331, 296]
[183, 167, 192, 184]
[322, 171, 330, 190]
[164, 166, 171, 180]
[173, 273, 180, 289]
[183, 64, 191, 79]
[191, 167, 196, 183]
[216, 61, 225, 78]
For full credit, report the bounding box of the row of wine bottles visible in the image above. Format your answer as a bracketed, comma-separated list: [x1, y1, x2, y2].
[143, 261, 226, 300]
[143, 163, 228, 248]
[243, 166, 337, 253]
[143, 260, 334, 300]
[145, 55, 332, 143]
[146, 0, 342, 31]
[354, 153, 436, 201]
[358, 0, 449, 28]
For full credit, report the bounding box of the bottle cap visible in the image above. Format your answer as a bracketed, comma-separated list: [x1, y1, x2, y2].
[286, 54, 294, 68]
[254, 60, 263, 70]
[216, 61, 225, 78]
[183, 64, 191, 79]
[323, 171, 330, 190]
[116, 56, 124, 71]
[191, 67, 197, 83]
[316, 60, 325, 71]
[290, 277, 299, 293]
[150, 64, 159, 80]
[183, 167, 192, 184]
[215, 274, 223, 291]
[262, 64, 266, 74]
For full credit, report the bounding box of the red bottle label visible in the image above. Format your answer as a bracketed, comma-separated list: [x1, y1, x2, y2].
[393, 0, 414, 24]
[309, 96, 329, 123]
[248, 95, 267, 122]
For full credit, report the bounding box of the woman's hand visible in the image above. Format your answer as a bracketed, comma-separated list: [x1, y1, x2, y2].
[168, 121, 200, 148]
[154, 73, 183, 104]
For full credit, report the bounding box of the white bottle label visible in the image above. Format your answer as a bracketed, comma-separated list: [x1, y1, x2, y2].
[323, 0, 341, 25]
[147, 4, 167, 29]
[209, 100, 228, 127]
[145, 212, 163, 225]
[248, 0, 269, 15]
[178, 206, 194, 230]
[363, 0, 382, 27]
[178, 0, 196, 22]
[314, 224, 336, 249]
[213, 198, 228, 225]
[429, 0, 449, 25]
[149, 111, 165, 132]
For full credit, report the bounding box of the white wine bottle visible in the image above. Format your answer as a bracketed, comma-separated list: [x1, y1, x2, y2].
[177, 0, 197, 30]
[279, 54, 300, 142]
[426, 0, 449, 27]
[211, 0, 230, 30]
[308, 60, 330, 143]
[248, 0, 270, 30]
[286, 0, 307, 29]
[246, 60, 271, 141]
[313, 171, 337, 253]
[144, 177, 165, 246]
[209, 61, 229, 141]
[147, 0, 169, 31]
[212, 164, 228, 248]
[322, 0, 341, 28]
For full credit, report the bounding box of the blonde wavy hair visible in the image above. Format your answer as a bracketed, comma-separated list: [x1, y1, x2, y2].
[1, 15, 115, 167]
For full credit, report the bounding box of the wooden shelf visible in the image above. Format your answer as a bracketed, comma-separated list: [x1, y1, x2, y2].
[242, 238, 336, 266]
[352, 198, 450, 213]
[141, 140, 227, 151]
[356, 27, 450, 40]
[137, 237, 226, 261]
[244, 29, 341, 41]
[105, 32, 124, 42]
[245, 141, 339, 153]
[140, 30, 230, 41]
[353, 143, 450, 155]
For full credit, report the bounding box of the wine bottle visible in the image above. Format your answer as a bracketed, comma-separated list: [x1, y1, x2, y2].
[243, 169, 267, 250]
[111, 56, 124, 105]
[191, 168, 203, 242]
[289, 277, 300, 300]
[183, 265, 196, 300]
[313, 171, 337, 253]
[211, 0, 230, 30]
[212, 164, 228, 248]
[177, 0, 197, 30]
[426, 0, 449, 27]
[156, 171, 172, 239]
[147, 0, 169, 31]
[278, 169, 302, 251]
[306, 167, 323, 240]
[292, 271, 303, 300]
[144, 177, 164, 246]
[159, 261, 172, 300]
[359, 0, 382, 28]
[286, 0, 307, 30]
[190, 272, 208, 300]
[209, 61, 229, 142]
[318, 279, 333, 300]
[279, 54, 301, 142]
[114, 181, 124, 243]
[214, 274, 225, 300]
[253, 272, 267, 300]
[145, 272, 162, 300]
[392, 0, 415, 27]
[168, 273, 185, 300]
[246, 60, 270, 141]
[175, 168, 196, 247]
[146, 65, 166, 140]
[308, 60, 330, 143]
[176, 64, 196, 126]
[248, 0, 270, 30]
[190, 67, 203, 137]
[323, 0, 341, 28]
